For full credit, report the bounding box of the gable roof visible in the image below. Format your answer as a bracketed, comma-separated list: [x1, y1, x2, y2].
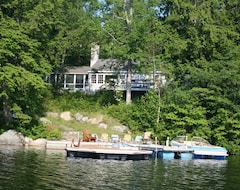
[91, 59, 122, 72]
[65, 66, 90, 74]
[64, 59, 134, 74]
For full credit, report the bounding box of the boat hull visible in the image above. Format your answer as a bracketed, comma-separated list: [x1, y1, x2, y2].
[193, 154, 227, 160]
[66, 147, 152, 161]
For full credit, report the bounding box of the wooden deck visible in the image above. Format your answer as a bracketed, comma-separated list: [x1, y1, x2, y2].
[65, 143, 153, 160]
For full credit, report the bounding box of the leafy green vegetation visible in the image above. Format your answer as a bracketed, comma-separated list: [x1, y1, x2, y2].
[0, 0, 240, 154]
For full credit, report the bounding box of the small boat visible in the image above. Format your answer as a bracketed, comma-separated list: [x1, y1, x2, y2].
[170, 136, 228, 160]
[65, 143, 152, 161]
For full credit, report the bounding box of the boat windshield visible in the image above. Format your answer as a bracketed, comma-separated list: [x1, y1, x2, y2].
[172, 136, 187, 143]
[172, 136, 211, 146]
[191, 136, 211, 145]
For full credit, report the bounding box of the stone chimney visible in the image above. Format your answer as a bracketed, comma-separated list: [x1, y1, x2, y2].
[90, 44, 100, 67]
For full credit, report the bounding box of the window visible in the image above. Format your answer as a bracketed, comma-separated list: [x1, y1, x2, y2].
[120, 74, 125, 80]
[91, 74, 96, 83]
[65, 74, 74, 88]
[66, 74, 74, 83]
[119, 74, 126, 84]
[76, 74, 83, 88]
[98, 75, 104, 84]
[49, 74, 55, 83]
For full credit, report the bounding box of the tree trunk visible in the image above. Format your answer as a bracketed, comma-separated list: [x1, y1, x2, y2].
[2, 82, 11, 126]
[126, 59, 132, 104]
[124, 0, 133, 104]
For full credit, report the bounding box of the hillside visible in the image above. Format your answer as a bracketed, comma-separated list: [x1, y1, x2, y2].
[40, 110, 129, 141]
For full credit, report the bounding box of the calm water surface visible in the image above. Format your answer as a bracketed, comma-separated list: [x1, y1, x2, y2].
[0, 146, 239, 190]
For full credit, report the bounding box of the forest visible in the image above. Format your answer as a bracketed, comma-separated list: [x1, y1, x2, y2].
[0, 0, 239, 154]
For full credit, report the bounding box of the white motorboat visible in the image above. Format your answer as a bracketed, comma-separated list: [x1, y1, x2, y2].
[170, 136, 228, 160]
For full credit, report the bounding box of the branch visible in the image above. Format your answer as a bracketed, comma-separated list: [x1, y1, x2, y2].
[102, 27, 125, 45]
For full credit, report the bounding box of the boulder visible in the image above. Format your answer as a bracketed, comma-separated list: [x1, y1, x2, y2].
[75, 113, 83, 122]
[46, 112, 59, 118]
[0, 130, 25, 146]
[28, 138, 47, 147]
[62, 131, 80, 141]
[88, 115, 103, 124]
[82, 116, 89, 122]
[112, 125, 127, 133]
[60, 111, 72, 121]
[98, 123, 108, 129]
[40, 117, 52, 125]
[24, 137, 32, 145]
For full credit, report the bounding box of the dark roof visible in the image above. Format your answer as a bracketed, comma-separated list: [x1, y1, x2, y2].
[65, 66, 90, 74]
[64, 59, 139, 74]
[92, 59, 122, 71]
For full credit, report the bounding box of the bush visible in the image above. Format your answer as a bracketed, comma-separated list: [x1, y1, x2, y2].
[18, 124, 62, 140]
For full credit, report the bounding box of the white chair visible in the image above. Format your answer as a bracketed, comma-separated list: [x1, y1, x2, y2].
[111, 134, 119, 142]
[135, 136, 143, 143]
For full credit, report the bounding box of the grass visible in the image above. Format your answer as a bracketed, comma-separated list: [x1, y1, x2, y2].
[45, 112, 127, 140]
[43, 91, 131, 140]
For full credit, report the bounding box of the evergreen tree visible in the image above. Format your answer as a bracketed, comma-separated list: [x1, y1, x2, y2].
[0, 15, 50, 127]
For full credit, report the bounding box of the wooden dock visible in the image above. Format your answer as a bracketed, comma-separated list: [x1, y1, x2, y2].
[45, 141, 193, 160]
[65, 144, 153, 160]
[128, 143, 193, 160]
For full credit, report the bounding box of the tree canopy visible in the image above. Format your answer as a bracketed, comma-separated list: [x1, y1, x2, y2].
[0, 0, 239, 153]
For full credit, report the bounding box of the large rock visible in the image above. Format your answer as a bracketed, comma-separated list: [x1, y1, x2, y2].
[88, 115, 103, 124]
[28, 138, 47, 147]
[40, 117, 52, 125]
[46, 112, 59, 118]
[60, 111, 72, 121]
[75, 113, 83, 122]
[0, 130, 25, 146]
[62, 131, 80, 141]
[82, 116, 89, 122]
[24, 137, 32, 145]
[112, 125, 127, 133]
[98, 123, 108, 129]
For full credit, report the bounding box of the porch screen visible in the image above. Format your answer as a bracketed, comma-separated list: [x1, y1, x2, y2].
[66, 74, 74, 88]
[76, 74, 84, 88]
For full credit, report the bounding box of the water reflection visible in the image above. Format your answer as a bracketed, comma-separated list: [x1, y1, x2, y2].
[0, 146, 238, 190]
[158, 159, 227, 190]
[65, 158, 154, 189]
[64, 158, 228, 190]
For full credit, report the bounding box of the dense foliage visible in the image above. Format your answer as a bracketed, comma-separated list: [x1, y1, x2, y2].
[0, 0, 239, 154]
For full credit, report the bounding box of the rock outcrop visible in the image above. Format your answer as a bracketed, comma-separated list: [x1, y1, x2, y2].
[111, 125, 127, 133]
[88, 115, 103, 124]
[0, 130, 47, 147]
[0, 130, 25, 146]
[60, 111, 72, 121]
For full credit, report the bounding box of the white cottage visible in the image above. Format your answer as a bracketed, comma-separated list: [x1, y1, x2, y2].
[48, 45, 166, 92]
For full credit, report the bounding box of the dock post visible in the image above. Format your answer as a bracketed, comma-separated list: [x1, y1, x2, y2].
[166, 137, 169, 146]
[155, 137, 157, 160]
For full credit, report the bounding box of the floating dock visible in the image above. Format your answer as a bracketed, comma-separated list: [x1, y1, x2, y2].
[45, 141, 194, 160]
[128, 143, 193, 160]
[65, 145, 152, 161]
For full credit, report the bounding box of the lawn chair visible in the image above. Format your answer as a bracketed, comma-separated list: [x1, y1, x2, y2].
[143, 131, 152, 144]
[91, 133, 99, 141]
[123, 134, 132, 143]
[82, 129, 96, 142]
[135, 135, 143, 143]
[100, 133, 109, 142]
[111, 134, 119, 143]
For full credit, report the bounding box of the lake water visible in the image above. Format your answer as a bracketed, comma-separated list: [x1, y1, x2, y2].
[0, 146, 239, 190]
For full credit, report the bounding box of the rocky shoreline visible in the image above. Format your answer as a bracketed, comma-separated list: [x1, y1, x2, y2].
[0, 130, 72, 149]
